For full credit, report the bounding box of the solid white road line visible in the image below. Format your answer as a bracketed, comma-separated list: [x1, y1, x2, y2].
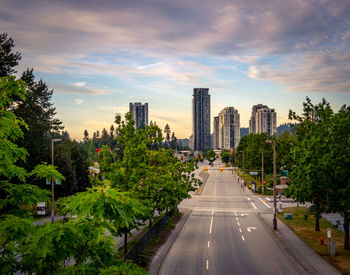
[208, 241, 210, 248]
[206, 260, 209, 270]
[251, 202, 257, 209]
[209, 216, 213, 234]
[258, 197, 272, 208]
[190, 208, 252, 213]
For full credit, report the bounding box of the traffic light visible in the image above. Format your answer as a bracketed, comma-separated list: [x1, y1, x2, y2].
[205, 166, 208, 173]
[263, 180, 266, 185]
[220, 167, 223, 174]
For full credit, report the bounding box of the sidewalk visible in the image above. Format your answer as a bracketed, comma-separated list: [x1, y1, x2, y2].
[259, 213, 340, 275]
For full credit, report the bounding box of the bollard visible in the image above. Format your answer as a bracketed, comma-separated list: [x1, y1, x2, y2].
[328, 240, 336, 256]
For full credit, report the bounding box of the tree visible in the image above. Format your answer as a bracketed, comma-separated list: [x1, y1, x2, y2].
[288, 98, 333, 231]
[221, 151, 230, 164]
[164, 123, 171, 147]
[171, 131, 177, 150]
[11, 69, 63, 177]
[0, 76, 62, 273]
[83, 129, 89, 144]
[0, 33, 21, 77]
[326, 105, 350, 249]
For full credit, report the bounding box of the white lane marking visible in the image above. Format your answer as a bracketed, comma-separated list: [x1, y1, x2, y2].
[250, 202, 257, 209]
[258, 197, 272, 208]
[209, 216, 213, 234]
[239, 228, 242, 233]
[237, 222, 240, 226]
[206, 260, 209, 270]
[236, 217, 239, 221]
[208, 241, 210, 248]
[189, 208, 252, 213]
[247, 227, 257, 232]
[212, 211, 214, 216]
[242, 235, 245, 241]
[247, 197, 251, 201]
[234, 211, 237, 217]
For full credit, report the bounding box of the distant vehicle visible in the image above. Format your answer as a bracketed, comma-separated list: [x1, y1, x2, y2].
[37, 202, 47, 215]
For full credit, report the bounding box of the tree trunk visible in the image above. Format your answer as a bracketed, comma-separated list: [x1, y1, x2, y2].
[315, 203, 320, 231]
[344, 211, 349, 249]
[124, 229, 128, 256]
[149, 219, 152, 229]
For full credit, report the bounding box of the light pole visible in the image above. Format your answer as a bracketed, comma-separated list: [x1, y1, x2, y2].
[261, 149, 264, 196]
[51, 138, 61, 224]
[239, 150, 245, 177]
[266, 139, 277, 230]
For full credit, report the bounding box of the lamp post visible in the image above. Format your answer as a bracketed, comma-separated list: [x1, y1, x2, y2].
[261, 149, 264, 196]
[239, 150, 245, 176]
[266, 139, 277, 230]
[51, 138, 61, 224]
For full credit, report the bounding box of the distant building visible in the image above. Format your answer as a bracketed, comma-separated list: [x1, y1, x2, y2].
[129, 102, 148, 130]
[249, 104, 276, 136]
[215, 107, 240, 150]
[192, 88, 211, 151]
[213, 116, 219, 149]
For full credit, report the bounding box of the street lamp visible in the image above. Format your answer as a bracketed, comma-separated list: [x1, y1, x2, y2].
[51, 138, 61, 224]
[239, 150, 245, 176]
[266, 139, 277, 230]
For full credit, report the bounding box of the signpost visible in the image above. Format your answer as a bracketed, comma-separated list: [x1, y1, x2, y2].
[249, 172, 258, 176]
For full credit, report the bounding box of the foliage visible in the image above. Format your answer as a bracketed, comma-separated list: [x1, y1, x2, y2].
[0, 33, 21, 77]
[206, 149, 215, 162]
[221, 151, 230, 164]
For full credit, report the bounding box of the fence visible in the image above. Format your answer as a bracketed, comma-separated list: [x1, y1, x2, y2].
[124, 209, 176, 261]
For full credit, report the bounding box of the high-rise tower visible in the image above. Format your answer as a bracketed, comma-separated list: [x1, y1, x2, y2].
[129, 102, 148, 130]
[192, 88, 210, 151]
[216, 107, 240, 149]
[249, 104, 276, 136]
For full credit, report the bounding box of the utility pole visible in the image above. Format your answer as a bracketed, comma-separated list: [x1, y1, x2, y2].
[266, 140, 277, 230]
[262, 150, 264, 196]
[51, 138, 61, 224]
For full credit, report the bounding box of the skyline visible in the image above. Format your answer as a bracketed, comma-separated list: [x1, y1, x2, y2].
[1, 0, 350, 140]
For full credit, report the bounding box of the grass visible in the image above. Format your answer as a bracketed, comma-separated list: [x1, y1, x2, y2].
[278, 207, 350, 275]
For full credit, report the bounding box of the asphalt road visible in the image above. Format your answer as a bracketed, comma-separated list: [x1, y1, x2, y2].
[157, 160, 307, 275]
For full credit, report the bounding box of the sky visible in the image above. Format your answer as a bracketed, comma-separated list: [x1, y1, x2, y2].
[1, 0, 350, 140]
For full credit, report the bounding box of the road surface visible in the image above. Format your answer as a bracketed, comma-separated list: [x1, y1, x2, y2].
[157, 160, 307, 275]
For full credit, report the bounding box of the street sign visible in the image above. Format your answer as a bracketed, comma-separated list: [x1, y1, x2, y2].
[249, 172, 258, 175]
[327, 228, 332, 239]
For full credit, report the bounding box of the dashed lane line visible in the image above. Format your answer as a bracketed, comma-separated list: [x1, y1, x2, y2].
[250, 202, 257, 209]
[209, 216, 213, 234]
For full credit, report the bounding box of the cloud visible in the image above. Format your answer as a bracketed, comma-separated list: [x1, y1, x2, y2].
[75, 98, 83, 105]
[53, 83, 113, 95]
[2, 0, 350, 93]
[73, 82, 86, 87]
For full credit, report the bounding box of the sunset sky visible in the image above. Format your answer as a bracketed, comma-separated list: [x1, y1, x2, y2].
[1, 0, 350, 140]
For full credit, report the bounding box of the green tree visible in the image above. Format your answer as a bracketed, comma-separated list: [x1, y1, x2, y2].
[221, 151, 230, 164]
[12, 69, 63, 178]
[206, 149, 215, 162]
[83, 129, 89, 144]
[0, 33, 21, 77]
[326, 105, 350, 249]
[288, 98, 333, 231]
[164, 123, 171, 147]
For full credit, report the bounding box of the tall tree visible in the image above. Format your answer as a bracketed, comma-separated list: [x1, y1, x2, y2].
[11, 69, 63, 175]
[164, 124, 171, 146]
[0, 33, 21, 77]
[288, 98, 333, 231]
[83, 129, 89, 144]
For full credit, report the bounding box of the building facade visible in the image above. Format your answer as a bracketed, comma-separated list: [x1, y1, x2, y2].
[249, 104, 276, 136]
[192, 88, 211, 151]
[129, 102, 148, 130]
[213, 116, 219, 150]
[214, 107, 240, 150]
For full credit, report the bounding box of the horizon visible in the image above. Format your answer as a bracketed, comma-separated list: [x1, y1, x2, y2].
[1, 0, 350, 140]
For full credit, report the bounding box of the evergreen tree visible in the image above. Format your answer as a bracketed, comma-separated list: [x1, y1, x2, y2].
[83, 129, 89, 144]
[0, 33, 21, 77]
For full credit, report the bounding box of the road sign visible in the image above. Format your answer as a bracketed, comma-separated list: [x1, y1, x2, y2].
[249, 172, 258, 175]
[327, 228, 332, 239]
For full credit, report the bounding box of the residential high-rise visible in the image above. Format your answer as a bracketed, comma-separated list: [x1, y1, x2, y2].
[249, 104, 276, 136]
[213, 116, 219, 149]
[192, 88, 210, 151]
[129, 102, 148, 130]
[216, 107, 240, 150]
[249, 104, 267, 134]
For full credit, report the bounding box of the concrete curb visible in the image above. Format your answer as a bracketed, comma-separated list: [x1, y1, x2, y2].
[149, 209, 192, 275]
[259, 213, 341, 275]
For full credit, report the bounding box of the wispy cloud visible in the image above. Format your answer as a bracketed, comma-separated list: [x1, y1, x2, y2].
[53, 83, 113, 95]
[73, 82, 86, 87]
[75, 98, 83, 105]
[137, 62, 163, 70]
